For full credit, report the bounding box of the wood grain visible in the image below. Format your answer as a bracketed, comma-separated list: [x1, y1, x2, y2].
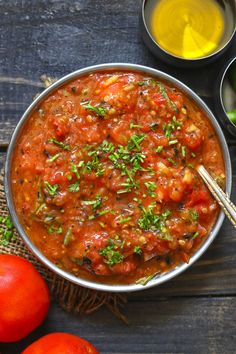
[1, 298, 236, 354]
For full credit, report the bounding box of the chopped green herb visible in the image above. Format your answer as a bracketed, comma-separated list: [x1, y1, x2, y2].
[48, 138, 70, 150]
[97, 140, 115, 153]
[117, 216, 132, 224]
[47, 225, 63, 235]
[144, 181, 156, 197]
[81, 102, 107, 117]
[156, 146, 163, 153]
[191, 152, 196, 158]
[192, 231, 199, 239]
[130, 122, 143, 129]
[167, 158, 176, 165]
[86, 154, 104, 177]
[181, 146, 186, 157]
[138, 203, 171, 235]
[63, 228, 73, 246]
[157, 82, 178, 111]
[190, 209, 199, 221]
[0, 215, 15, 246]
[49, 153, 60, 162]
[134, 246, 142, 255]
[99, 239, 124, 267]
[164, 116, 182, 139]
[70, 163, 80, 180]
[68, 181, 80, 192]
[88, 209, 114, 220]
[82, 195, 102, 211]
[44, 181, 59, 197]
[127, 134, 145, 151]
[169, 139, 178, 145]
[135, 272, 160, 286]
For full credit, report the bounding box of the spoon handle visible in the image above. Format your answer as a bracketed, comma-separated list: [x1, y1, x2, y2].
[197, 165, 236, 229]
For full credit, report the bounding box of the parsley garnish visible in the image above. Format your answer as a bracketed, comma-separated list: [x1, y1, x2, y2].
[167, 158, 176, 165]
[155, 146, 163, 153]
[169, 139, 178, 145]
[48, 138, 70, 150]
[189, 209, 199, 221]
[134, 246, 142, 255]
[181, 146, 186, 157]
[44, 181, 59, 197]
[117, 216, 132, 224]
[99, 239, 124, 267]
[49, 153, 60, 162]
[47, 225, 62, 234]
[81, 102, 107, 117]
[68, 181, 80, 192]
[164, 116, 182, 139]
[70, 163, 80, 180]
[82, 195, 102, 211]
[63, 228, 73, 246]
[135, 272, 160, 286]
[192, 231, 199, 239]
[157, 82, 178, 111]
[0, 215, 15, 246]
[130, 122, 143, 129]
[128, 134, 145, 151]
[144, 181, 156, 197]
[138, 203, 171, 236]
[88, 209, 114, 220]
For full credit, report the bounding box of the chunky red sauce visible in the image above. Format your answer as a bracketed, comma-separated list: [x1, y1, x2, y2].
[11, 71, 225, 285]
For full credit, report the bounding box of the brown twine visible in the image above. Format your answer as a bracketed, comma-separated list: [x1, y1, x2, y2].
[0, 173, 127, 322]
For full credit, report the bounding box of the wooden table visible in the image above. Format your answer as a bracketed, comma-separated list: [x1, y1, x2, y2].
[0, 1, 236, 353]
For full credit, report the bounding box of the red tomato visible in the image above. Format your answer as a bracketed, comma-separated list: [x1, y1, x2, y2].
[21, 332, 99, 354]
[187, 190, 210, 207]
[0, 255, 50, 342]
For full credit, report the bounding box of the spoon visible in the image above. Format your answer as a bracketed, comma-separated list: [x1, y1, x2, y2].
[197, 165, 236, 229]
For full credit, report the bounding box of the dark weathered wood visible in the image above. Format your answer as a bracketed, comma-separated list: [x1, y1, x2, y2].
[1, 298, 236, 354]
[0, 0, 236, 146]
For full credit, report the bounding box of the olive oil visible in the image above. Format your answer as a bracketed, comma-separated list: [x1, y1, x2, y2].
[147, 0, 229, 59]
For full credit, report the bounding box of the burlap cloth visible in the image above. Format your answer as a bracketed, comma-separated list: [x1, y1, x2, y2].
[0, 174, 127, 322]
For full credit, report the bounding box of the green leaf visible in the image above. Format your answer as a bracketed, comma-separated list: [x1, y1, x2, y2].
[134, 246, 142, 255]
[68, 182, 80, 192]
[47, 225, 63, 235]
[81, 102, 107, 117]
[64, 228, 73, 246]
[48, 138, 70, 150]
[99, 239, 124, 267]
[44, 181, 59, 197]
[128, 134, 145, 151]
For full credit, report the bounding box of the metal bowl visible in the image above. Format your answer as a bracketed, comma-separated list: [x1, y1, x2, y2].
[214, 56, 236, 137]
[140, 0, 236, 67]
[5, 63, 232, 292]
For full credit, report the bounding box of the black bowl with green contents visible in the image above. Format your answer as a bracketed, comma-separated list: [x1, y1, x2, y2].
[215, 56, 236, 137]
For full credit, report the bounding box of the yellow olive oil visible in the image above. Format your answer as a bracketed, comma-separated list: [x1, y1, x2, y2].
[148, 0, 227, 59]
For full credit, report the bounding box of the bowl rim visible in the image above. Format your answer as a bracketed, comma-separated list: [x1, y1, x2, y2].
[141, 0, 236, 62]
[5, 63, 232, 293]
[219, 56, 236, 130]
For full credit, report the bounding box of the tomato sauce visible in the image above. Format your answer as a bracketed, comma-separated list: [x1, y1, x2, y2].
[11, 71, 225, 285]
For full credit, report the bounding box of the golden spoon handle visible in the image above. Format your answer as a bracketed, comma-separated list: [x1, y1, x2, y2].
[197, 165, 236, 229]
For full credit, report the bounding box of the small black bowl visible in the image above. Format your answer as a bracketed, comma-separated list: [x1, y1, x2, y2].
[140, 0, 236, 68]
[215, 56, 236, 137]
